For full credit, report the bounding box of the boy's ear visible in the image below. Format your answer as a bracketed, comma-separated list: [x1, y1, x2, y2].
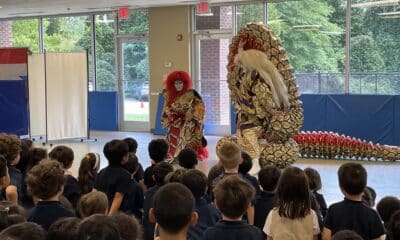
[149, 208, 156, 223]
[190, 211, 198, 226]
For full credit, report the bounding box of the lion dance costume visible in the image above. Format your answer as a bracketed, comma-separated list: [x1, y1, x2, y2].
[162, 71, 206, 160]
[226, 23, 304, 168]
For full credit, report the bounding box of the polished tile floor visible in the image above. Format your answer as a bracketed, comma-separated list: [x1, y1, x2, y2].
[34, 131, 400, 207]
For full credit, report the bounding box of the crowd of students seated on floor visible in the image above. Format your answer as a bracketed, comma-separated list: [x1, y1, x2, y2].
[0, 132, 399, 240]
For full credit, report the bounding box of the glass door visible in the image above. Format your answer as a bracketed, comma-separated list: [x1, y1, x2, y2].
[194, 33, 232, 135]
[117, 37, 149, 131]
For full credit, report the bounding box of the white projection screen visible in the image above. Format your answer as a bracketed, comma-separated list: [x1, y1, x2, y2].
[45, 52, 88, 141]
[28, 53, 46, 137]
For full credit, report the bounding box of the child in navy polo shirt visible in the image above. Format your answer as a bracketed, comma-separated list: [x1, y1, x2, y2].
[123, 153, 144, 220]
[323, 163, 385, 240]
[204, 175, 262, 240]
[238, 151, 261, 195]
[94, 139, 132, 216]
[177, 148, 198, 170]
[254, 166, 280, 233]
[123, 137, 145, 183]
[149, 183, 198, 240]
[305, 167, 328, 218]
[49, 145, 81, 209]
[25, 160, 75, 231]
[181, 169, 220, 240]
[142, 139, 169, 191]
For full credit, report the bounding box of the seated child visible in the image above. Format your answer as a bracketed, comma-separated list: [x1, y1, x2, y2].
[387, 210, 400, 240]
[263, 167, 320, 240]
[204, 175, 262, 240]
[165, 168, 187, 183]
[77, 214, 121, 240]
[123, 153, 144, 219]
[123, 137, 145, 182]
[332, 230, 363, 240]
[0, 222, 46, 240]
[254, 166, 280, 233]
[377, 196, 400, 229]
[25, 160, 75, 231]
[305, 167, 328, 217]
[178, 148, 198, 169]
[181, 169, 220, 240]
[323, 163, 385, 240]
[112, 212, 143, 240]
[143, 139, 169, 190]
[77, 191, 108, 218]
[49, 145, 81, 209]
[78, 152, 100, 194]
[94, 139, 131, 216]
[47, 217, 82, 240]
[238, 151, 261, 194]
[149, 183, 198, 240]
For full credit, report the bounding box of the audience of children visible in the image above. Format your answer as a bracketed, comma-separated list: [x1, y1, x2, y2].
[0, 134, 399, 240]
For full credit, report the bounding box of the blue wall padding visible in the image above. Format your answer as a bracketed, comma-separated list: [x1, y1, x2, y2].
[301, 94, 327, 131]
[89, 92, 118, 131]
[154, 92, 167, 135]
[393, 96, 400, 146]
[0, 80, 29, 136]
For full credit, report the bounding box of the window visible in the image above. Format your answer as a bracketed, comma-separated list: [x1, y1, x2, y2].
[195, 5, 233, 30]
[118, 9, 148, 34]
[236, 3, 265, 29]
[0, 19, 40, 52]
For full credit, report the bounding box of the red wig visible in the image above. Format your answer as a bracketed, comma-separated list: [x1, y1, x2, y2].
[164, 71, 193, 106]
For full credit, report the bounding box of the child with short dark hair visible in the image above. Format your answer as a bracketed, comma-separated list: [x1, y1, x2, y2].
[77, 191, 108, 218]
[204, 175, 262, 240]
[123, 137, 145, 182]
[77, 214, 121, 240]
[323, 163, 385, 240]
[263, 167, 320, 240]
[0, 134, 22, 204]
[165, 168, 187, 183]
[94, 139, 131, 216]
[143, 139, 169, 190]
[78, 152, 100, 194]
[387, 210, 400, 240]
[181, 169, 220, 240]
[143, 162, 173, 240]
[178, 148, 198, 169]
[0, 222, 46, 240]
[362, 186, 376, 208]
[112, 212, 143, 240]
[331, 230, 363, 240]
[377, 196, 400, 229]
[254, 166, 280, 233]
[123, 153, 144, 220]
[238, 151, 261, 194]
[25, 160, 75, 231]
[47, 217, 82, 240]
[49, 145, 81, 209]
[305, 167, 328, 217]
[149, 183, 198, 240]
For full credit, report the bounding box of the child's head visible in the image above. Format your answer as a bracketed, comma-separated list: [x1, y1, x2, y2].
[123, 153, 139, 175]
[178, 148, 198, 169]
[103, 139, 129, 166]
[77, 191, 109, 218]
[112, 213, 142, 240]
[275, 167, 311, 219]
[25, 160, 65, 200]
[77, 214, 121, 240]
[258, 166, 281, 192]
[331, 230, 363, 240]
[123, 137, 138, 154]
[0, 155, 10, 189]
[78, 152, 100, 194]
[16, 139, 33, 172]
[49, 145, 74, 169]
[338, 163, 367, 196]
[214, 175, 255, 219]
[217, 142, 242, 171]
[389, 210, 400, 240]
[148, 139, 169, 163]
[47, 217, 82, 240]
[27, 148, 48, 171]
[153, 162, 174, 186]
[207, 163, 224, 187]
[304, 167, 322, 191]
[181, 169, 208, 200]
[362, 186, 376, 207]
[165, 168, 187, 183]
[150, 183, 197, 235]
[0, 222, 46, 240]
[377, 196, 400, 224]
[238, 151, 252, 175]
[0, 134, 21, 166]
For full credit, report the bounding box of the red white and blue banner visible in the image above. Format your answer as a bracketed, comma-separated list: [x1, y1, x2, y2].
[0, 48, 28, 81]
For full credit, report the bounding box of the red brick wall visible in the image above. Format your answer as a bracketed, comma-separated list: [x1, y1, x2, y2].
[0, 21, 13, 47]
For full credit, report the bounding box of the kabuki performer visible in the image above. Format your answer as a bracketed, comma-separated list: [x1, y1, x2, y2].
[225, 23, 304, 168]
[162, 71, 206, 160]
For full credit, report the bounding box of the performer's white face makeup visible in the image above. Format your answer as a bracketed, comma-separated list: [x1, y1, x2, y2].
[174, 79, 184, 91]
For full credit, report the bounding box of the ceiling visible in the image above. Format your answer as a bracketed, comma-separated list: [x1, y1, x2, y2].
[0, 0, 253, 19]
